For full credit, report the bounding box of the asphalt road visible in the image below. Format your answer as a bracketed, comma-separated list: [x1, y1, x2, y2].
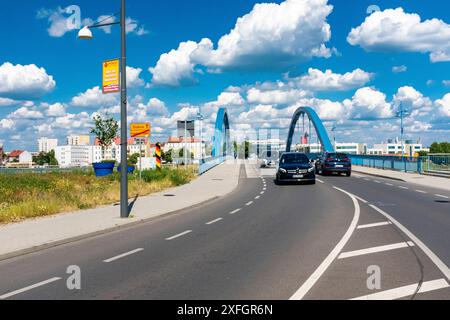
[0, 164, 449, 300]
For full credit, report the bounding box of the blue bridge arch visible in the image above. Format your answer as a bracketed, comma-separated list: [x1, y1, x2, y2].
[212, 108, 231, 157]
[286, 107, 335, 153]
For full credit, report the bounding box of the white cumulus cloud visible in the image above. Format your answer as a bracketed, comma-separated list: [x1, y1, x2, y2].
[0, 62, 56, 100]
[71, 86, 118, 108]
[347, 8, 450, 63]
[293, 68, 374, 91]
[150, 0, 334, 86]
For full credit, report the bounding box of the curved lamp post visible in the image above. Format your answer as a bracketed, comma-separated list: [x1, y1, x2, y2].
[78, 0, 129, 219]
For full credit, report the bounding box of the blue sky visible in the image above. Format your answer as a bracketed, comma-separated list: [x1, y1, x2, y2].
[0, 0, 449, 151]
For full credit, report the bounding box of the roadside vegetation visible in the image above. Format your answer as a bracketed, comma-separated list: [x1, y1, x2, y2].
[0, 167, 196, 224]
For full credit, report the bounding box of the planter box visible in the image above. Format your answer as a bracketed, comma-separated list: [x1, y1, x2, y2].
[93, 162, 115, 177]
[117, 165, 136, 174]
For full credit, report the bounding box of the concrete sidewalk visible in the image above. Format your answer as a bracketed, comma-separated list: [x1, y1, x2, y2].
[0, 160, 242, 260]
[353, 165, 450, 191]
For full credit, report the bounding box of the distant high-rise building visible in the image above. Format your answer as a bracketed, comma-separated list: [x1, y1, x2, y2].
[67, 135, 90, 146]
[38, 138, 58, 153]
[177, 121, 195, 139]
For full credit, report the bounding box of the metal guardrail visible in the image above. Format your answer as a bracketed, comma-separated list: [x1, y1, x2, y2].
[348, 154, 450, 176]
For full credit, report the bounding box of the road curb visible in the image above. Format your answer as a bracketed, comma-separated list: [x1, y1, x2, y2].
[353, 169, 406, 182]
[0, 164, 244, 262]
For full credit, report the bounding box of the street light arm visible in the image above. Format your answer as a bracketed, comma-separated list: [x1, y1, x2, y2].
[89, 21, 121, 29]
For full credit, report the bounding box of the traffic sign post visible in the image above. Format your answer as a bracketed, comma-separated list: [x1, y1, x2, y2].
[131, 123, 151, 138]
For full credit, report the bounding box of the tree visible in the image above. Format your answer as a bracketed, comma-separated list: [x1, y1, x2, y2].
[163, 149, 173, 163]
[33, 150, 58, 166]
[129, 153, 140, 166]
[430, 142, 450, 154]
[90, 115, 119, 161]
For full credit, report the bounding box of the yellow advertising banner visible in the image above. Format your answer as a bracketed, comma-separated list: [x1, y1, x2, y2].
[131, 123, 151, 138]
[102, 59, 120, 94]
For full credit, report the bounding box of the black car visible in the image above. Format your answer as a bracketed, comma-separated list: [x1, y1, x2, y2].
[276, 153, 316, 184]
[315, 152, 352, 176]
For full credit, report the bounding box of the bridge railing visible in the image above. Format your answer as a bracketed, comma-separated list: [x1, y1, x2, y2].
[348, 154, 450, 176]
[198, 156, 230, 175]
[348, 155, 420, 173]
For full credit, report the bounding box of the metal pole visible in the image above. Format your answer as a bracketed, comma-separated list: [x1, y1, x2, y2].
[139, 139, 142, 181]
[184, 121, 187, 166]
[120, 0, 128, 219]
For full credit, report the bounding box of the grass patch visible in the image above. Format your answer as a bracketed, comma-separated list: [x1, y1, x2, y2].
[0, 167, 197, 224]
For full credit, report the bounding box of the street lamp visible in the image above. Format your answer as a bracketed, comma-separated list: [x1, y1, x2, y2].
[78, 0, 129, 219]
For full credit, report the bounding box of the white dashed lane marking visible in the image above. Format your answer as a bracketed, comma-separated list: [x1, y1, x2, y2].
[166, 230, 193, 241]
[206, 218, 223, 225]
[435, 194, 449, 199]
[338, 242, 415, 259]
[0, 277, 62, 300]
[103, 248, 144, 263]
[246, 201, 254, 206]
[230, 208, 241, 215]
[357, 222, 391, 229]
[351, 279, 449, 300]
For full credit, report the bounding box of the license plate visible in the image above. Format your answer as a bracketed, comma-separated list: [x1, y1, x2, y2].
[335, 165, 344, 168]
[293, 175, 304, 178]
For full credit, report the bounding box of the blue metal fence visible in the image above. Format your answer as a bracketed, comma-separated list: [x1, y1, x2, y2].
[198, 156, 228, 175]
[348, 155, 420, 173]
[348, 154, 450, 176]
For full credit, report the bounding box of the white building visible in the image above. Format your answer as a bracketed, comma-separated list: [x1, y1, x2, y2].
[67, 135, 90, 146]
[297, 143, 366, 155]
[374, 142, 424, 157]
[55, 146, 102, 168]
[164, 137, 205, 162]
[38, 138, 58, 153]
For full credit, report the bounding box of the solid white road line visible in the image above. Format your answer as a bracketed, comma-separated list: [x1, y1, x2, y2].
[166, 230, 193, 241]
[399, 186, 409, 190]
[206, 218, 223, 225]
[0, 277, 62, 300]
[230, 208, 242, 215]
[290, 187, 360, 300]
[369, 204, 450, 282]
[415, 190, 427, 194]
[357, 222, 391, 229]
[351, 279, 449, 300]
[338, 242, 414, 259]
[316, 179, 324, 184]
[246, 201, 254, 206]
[353, 195, 368, 204]
[435, 194, 449, 199]
[103, 248, 144, 263]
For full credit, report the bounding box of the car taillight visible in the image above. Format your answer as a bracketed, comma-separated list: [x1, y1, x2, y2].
[326, 158, 333, 162]
[344, 158, 350, 162]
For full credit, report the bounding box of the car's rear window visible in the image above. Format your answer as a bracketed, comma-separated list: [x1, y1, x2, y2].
[327, 153, 347, 159]
[281, 154, 309, 164]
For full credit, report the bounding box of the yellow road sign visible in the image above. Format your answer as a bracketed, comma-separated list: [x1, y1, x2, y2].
[102, 59, 120, 94]
[131, 123, 151, 138]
